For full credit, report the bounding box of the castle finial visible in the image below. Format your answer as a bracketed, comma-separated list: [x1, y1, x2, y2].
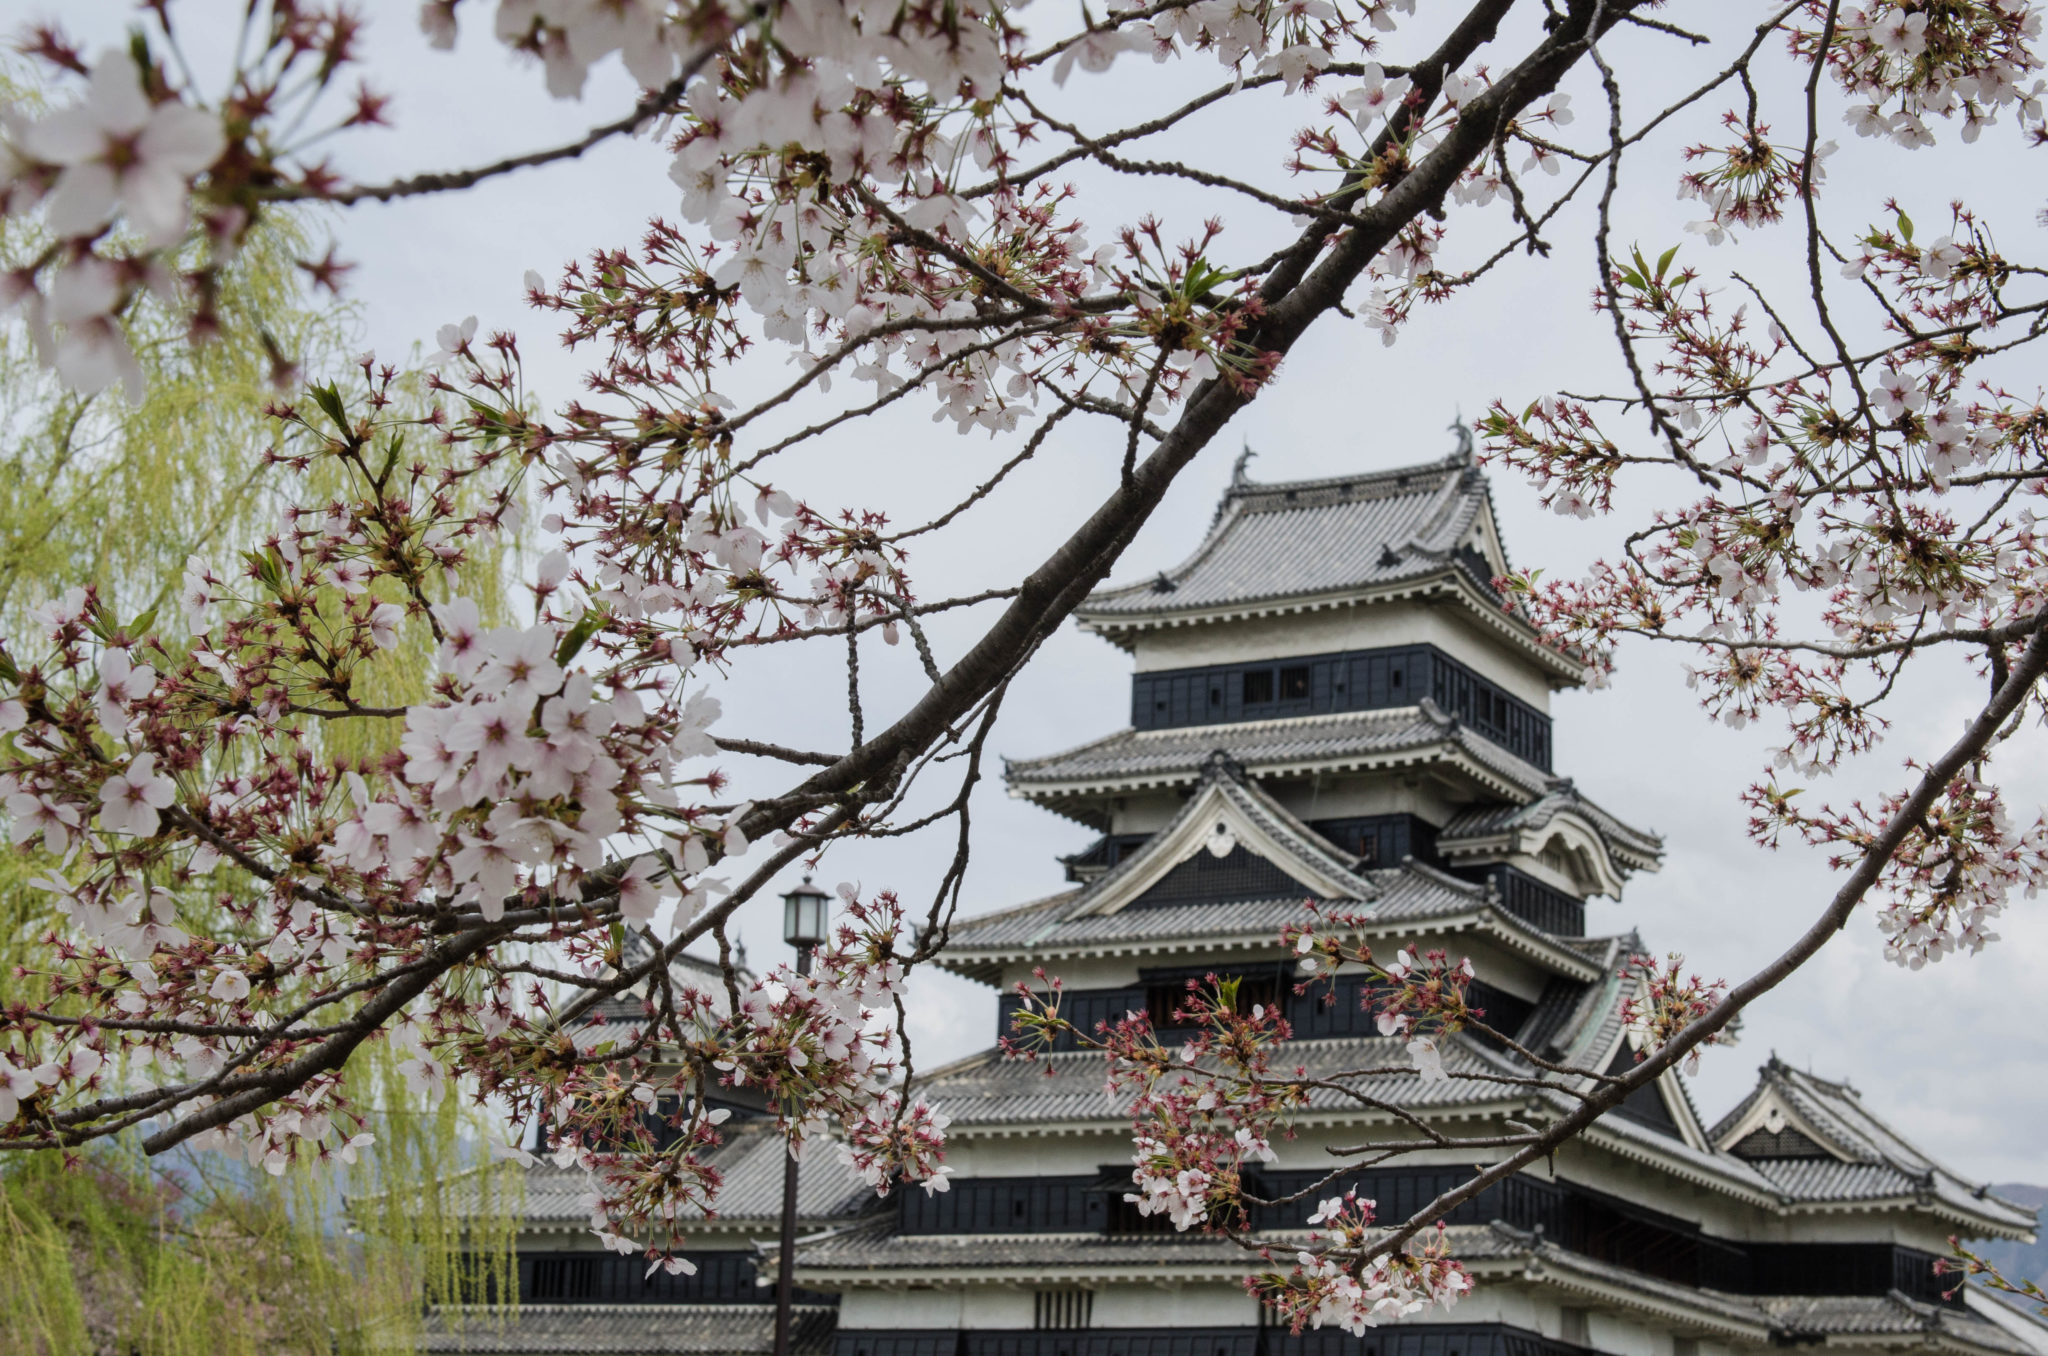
[1448, 414, 1474, 464]
[1230, 441, 1258, 487]
[1199, 748, 1247, 784]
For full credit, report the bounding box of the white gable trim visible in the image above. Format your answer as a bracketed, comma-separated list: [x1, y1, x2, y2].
[1532, 810, 1631, 898]
[1440, 807, 1632, 899]
[1711, 1087, 1856, 1162]
[1084, 780, 1359, 917]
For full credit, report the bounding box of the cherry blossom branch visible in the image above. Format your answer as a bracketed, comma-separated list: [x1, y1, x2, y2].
[261, 46, 725, 206]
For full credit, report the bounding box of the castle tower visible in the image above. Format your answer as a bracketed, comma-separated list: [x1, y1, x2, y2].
[432, 440, 2042, 1356]
[798, 440, 2042, 1356]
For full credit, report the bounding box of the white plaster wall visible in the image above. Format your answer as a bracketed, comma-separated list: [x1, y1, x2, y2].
[1267, 771, 1468, 827]
[1125, 602, 1557, 710]
[1549, 1145, 1728, 1233]
[841, 1287, 972, 1329]
[1090, 1283, 1262, 1328]
[958, 1288, 1040, 1328]
[1584, 1308, 1669, 1356]
[1455, 1281, 1550, 1331]
[943, 1136, 1124, 1175]
[1107, 792, 1193, 835]
[1446, 939, 1555, 1002]
[1734, 1209, 1952, 1250]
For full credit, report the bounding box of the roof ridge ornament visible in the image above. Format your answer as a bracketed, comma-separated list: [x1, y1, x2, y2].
[1230, 441, 1258, 487]
[1449, 414, 1475, 465]
[1198, 748, 1246, 784]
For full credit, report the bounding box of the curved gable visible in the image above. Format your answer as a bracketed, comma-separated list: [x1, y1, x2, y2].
[1083, 773, 1368, 918]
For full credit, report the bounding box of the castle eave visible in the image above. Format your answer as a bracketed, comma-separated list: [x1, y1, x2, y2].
[1081, 571, 1586, 685]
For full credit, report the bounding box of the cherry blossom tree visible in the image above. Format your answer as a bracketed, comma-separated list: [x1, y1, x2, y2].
[1, 0, 2045, 1332]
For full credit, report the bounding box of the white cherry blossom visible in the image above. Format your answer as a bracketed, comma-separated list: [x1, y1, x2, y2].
[21, 49, 224, 246]
[1339, 64, 1414, 129]
[42, 258, 143, 401]
[97, 752, 175, 836]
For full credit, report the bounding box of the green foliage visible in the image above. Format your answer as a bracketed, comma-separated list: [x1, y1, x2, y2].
[0, 66, 528, 1356]
[0, 1078, 525, 1354]
[0, 195, 354, 633]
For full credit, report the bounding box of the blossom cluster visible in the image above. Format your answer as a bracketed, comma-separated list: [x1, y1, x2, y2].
[1250, 1192, 1473, 1335]
[0, 0, 1445, 434]
[538, 890, 949, 1251]
[0, 348, 957, 1258]
[1618, 954, 1734, 1076]
[1286, 910, 1483, 1080]
[1806, 0, 2046, 148]
[1753, 772, 2048, 968]
[1105, 979, 1301, 1234]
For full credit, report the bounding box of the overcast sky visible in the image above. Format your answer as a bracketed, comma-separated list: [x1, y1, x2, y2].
[49, 3, 2048, 1187]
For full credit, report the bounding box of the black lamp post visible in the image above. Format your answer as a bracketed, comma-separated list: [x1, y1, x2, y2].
[773, 877, 830, 1356]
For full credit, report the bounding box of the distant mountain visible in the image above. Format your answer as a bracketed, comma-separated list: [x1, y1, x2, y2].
[1974, 1185, 2048, 1291]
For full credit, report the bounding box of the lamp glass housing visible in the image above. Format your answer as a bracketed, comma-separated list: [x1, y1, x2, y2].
[781, 881, 830, 951]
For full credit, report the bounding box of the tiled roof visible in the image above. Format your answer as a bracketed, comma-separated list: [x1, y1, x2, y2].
[945, 768, 1493, 957]
[943, 766, 1618, 997]
[1000, 704, 1668, 866]
[416, 1303, 835, 1355]
[1527, 1238, 2040, 1354]
[1077, 451, 1503, 623]
[943, 892, 1315, 950]
[798, 1217, 1521, 1274]
[506, 1120, 880, 1229]
[913, 1033, 1529, 1131]
[1762, 1295, 2038, 1355]
[1510, 1235, 1772, 1335]
[1438, 784, 1663, 871]
[1519, 979, 1595, 1060]
[1712, 1060, 2036, 1232]
[941, 870, 1481, 953]
[1005, 706, 1548, 800]
[1746, 1157, 1931, 1202]
[1573, 1091, 1785, 1201]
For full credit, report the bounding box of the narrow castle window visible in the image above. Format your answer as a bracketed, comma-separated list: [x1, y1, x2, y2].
[1033, 1289, 1093, 1329]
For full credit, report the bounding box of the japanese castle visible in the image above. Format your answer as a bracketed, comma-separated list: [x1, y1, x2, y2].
[428, 437, 2046, 1356]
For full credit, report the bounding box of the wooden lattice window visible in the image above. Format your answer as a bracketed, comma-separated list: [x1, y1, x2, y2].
[1033, 1289, 1094, 1329]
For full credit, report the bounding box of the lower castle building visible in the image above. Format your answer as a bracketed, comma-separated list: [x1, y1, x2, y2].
[429, 443, 2046, 1356]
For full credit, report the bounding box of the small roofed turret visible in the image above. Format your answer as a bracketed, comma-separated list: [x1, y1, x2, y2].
[1005, 432, 1660, 917]
[1075, 426, 1581, 702]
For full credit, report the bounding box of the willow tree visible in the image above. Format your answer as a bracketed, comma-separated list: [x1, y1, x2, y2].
[0, 70, 522, 1356]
